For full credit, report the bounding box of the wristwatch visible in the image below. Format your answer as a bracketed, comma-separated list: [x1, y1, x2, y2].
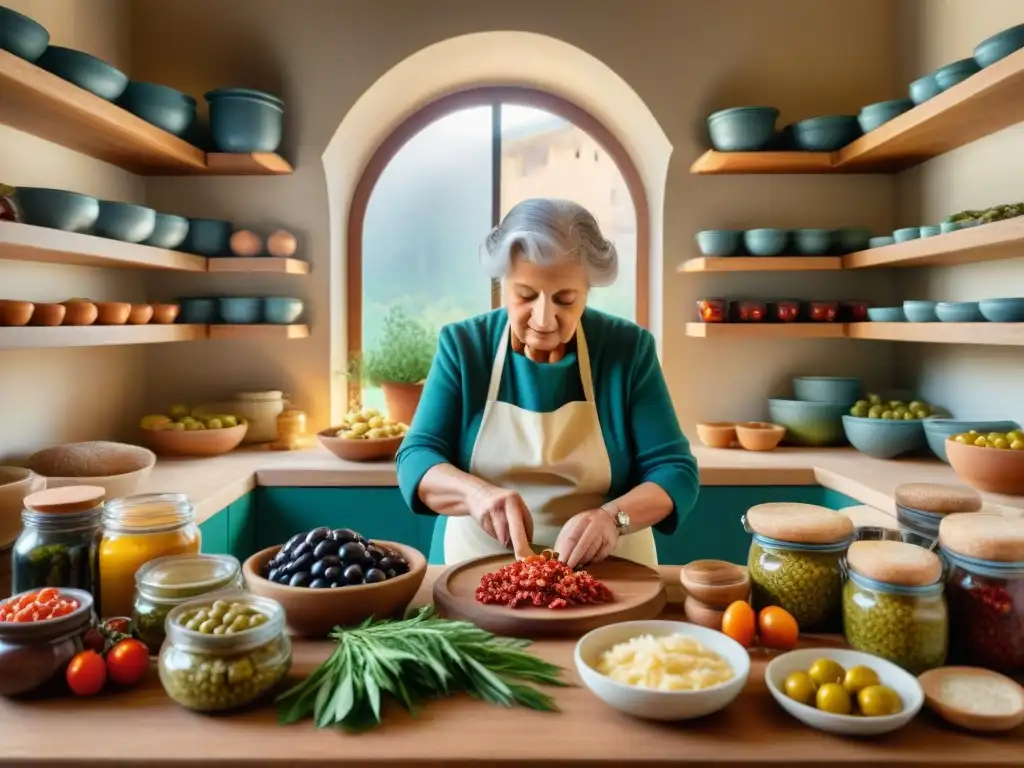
[601, 502, 631, 536]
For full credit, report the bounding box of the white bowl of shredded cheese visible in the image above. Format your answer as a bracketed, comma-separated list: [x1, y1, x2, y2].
[574, 620, 750, 721]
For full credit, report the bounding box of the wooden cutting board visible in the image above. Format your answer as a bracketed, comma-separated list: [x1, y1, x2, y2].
[432, 554, 667, 638]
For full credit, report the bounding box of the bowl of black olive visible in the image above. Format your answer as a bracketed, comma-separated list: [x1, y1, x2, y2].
[242, 526, 427, 637]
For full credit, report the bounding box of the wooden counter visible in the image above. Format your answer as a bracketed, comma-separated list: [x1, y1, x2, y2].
[1, 567, 1021, 767]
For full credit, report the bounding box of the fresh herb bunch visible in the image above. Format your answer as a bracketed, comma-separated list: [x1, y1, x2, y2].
[354, 306, 437, 387]
[276, 606, 569, 731]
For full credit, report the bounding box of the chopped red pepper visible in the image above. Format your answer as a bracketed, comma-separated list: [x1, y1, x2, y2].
[946, 565, 1024, 673]
[476, 555, 614, 610]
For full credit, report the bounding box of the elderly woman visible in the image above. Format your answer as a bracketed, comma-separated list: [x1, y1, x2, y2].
[395, 198, 699, 568]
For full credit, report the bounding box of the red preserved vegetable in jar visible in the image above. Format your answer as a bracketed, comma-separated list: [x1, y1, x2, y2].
[841, 300, 871, 322]
[731, 300, 767, 323]
[808, 301, 839, 322]
[697, 298, 727, 323]
[770, 300, 801, 323]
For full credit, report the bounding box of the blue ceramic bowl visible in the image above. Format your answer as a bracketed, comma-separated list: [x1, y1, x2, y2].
[206, 88, 284, 153]
[93, 200, 156, 243]
[857, 99, 914, 133]
[184, 218, 233, 257]
[793, 228, 833, 255]
[935, 58, 982, 91]
[694, 230, 742, 257]
[178, 297, 218, 324]
[979, 297, 1024, 322]
[118, 81, 196, 136]
[908, 74, 942, 105]
[940, 221, 961, 234]
[936, 301, 984, 323]
[792, 376, 862, 405]
[903, 300, 938, 323]
[894, 227, 920, 243]
[767, 399, 848, 447]
[36, 46, 128, 101]
[706, 106, 779, 152]
[924, 418, 1021, 463]
[867, 306, 906, 322]
[843, 415, 926, 460]
[219, 297, 263, 324]
[0, 6, 49, 61]
[791, 116, 862, 152]
[836, 226, 872, 253]
[869, 236, 895, 248]
[263, 297, 304, 325]
[743, 228, 788, 256]
[143, 213, 190, 250]
[14, 187, 99, 233]
[974, 23, 1024, 68]
[919, 225, 941, 238]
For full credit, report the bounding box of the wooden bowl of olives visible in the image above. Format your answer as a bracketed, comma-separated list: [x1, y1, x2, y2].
[242, 527, 428, 637]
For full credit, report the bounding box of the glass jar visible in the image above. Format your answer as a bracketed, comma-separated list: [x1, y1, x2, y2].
[159, 592, 292, 712]
[12, 486, 104, 601]
[744, 502, 854, 632]
[894, 483, 981, 544]
[0, 587, 95, 697]
[133, 554, 243, 655]
[99, 494, 201, 619]
[842, 540, 948, 674]
[730, 299, 767, 323]
[696, 298, 727, 323]
[273, 409, 307, 451]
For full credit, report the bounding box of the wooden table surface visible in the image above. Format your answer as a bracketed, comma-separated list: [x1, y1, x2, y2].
[0, 566, 1021, 767]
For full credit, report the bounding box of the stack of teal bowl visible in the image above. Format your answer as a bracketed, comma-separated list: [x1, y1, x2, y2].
[767, 376, 861, 447]
[866, 298, 1024, 323]
[178, 297, 304, 325]
[694, 226, 873, 257]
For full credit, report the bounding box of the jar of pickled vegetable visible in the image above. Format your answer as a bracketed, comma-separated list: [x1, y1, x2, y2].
[744, 502, 854, 631]
[272, 409, 307, 451]
[843, 540, 948, 674]
[895, 483, 981, 544]
[158, 592, 291, 712]
[940, 512, 1024, 674]
[133, 554, 243, 655]
[12, 487, 104, 602]
[99, 494, 201, 619]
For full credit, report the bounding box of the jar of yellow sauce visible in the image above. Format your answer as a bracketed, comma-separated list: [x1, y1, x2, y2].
[273, 409, 307, 451]
[99, 494, 201, 619]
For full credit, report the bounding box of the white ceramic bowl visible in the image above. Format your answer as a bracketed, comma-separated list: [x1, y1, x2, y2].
[574, 620, 750, 721]
[765, 648, 923, 736]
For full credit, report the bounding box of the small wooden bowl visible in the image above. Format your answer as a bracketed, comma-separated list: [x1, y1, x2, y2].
[127, 304, 153, 324]
[94, 301, 131, 325]
[30, 303, 66, 326]
[141, 423, 248, 457]
[946, 439, 1024, 495]
[318, 427, 404, 462]
[61, 300, 98, 326]
[149, 302, 180, 324]
[0, 300, 34, 326]
[696, 421, 737, 449]
[684, 595, 725, 630]
[242, 541, 428, 637]
[680, 560, 750, 607]
[736, 422, 786, 452]
[918, 667, 1024, 732]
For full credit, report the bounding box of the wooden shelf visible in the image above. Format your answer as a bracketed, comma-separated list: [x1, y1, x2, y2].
[0, 49, 291, 176]
[843, 218, 1024, 269]
[846, 322, 1024, 346]
[692, 48, 1024, 175]
[685, 322, 847, 339]
[208, 257, 309, 274]
[679, 256, 842, 273]
[0, 324, 207, 350]
[208, 324, 309, 340]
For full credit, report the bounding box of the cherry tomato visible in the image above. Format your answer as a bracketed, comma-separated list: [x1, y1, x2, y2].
[721, 600, 756, 648]
[106, 639, 149, 686]
[66, 650, 106, 696]
[759, 606, 800, 650]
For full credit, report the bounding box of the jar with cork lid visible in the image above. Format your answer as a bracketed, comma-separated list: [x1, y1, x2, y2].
[895, 483, 982, 544]
[842, 540, 948, 674]
[743, 502, 855, 632]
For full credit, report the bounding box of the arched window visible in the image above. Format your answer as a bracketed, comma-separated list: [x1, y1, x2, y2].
[348, 87, 649, 409]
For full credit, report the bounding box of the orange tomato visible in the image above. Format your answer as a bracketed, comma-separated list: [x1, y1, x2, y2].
[721, 601, 756, 648]
[758, 606, 799, 650]
[66, 650, 106, 696]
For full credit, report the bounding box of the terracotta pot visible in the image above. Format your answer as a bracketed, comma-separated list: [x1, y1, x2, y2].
[30, 303, 65, 326]
[61, 300, 98, 326]
[148, 303, 180, 324]
[0, 300, 33, 326]
[127, 304, 153, 325]
[95, 302, 131, 325]
[696, 421, 737, 449]
[381, 381, 423, 426]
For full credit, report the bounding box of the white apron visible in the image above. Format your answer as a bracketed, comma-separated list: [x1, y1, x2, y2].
[443, 322, 658, 567]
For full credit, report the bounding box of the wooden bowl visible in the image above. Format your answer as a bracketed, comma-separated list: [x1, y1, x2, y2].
[946, 439, 1024, 495]
[736, 421, 786, 451]
[30, 303, 65, 326]
[242, 541, 427, 637]
[61, 300, 98, 326]
[679, 560, 750, 607]
[28, 441, 155, 498]
[149, 302, 180, 324]
[696, 421, 737, 449]
[127, 304, 153, 324]
[683, 595, 725, 630]
[0, 300, 33, 326]
[317, 427, 404, 462]
[94, 301, 131, 325]
[918, 667, 1024, 732]
[141, 423, 248, 457]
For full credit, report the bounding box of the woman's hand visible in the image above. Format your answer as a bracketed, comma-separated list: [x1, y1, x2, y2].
[554, 509, 619, 569]
[466, 484, 535, 560]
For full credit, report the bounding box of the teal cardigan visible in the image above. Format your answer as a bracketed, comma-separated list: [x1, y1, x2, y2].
[395, 307, 700, 534]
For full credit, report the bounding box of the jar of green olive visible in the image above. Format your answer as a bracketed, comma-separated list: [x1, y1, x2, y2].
[158, 592, 291, 713]
[744, 502, 854, 632]
[133, 554, 243, 655]
[843, 540, 948, 674]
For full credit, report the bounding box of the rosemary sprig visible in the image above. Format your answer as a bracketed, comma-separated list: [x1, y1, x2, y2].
[276, 606, 569, 731]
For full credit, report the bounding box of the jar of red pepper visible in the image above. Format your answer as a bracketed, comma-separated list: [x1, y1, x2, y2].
[939, 512, 1024, 674]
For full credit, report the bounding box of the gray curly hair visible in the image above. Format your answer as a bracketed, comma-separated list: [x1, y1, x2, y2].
[480, 198, 618, 287]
